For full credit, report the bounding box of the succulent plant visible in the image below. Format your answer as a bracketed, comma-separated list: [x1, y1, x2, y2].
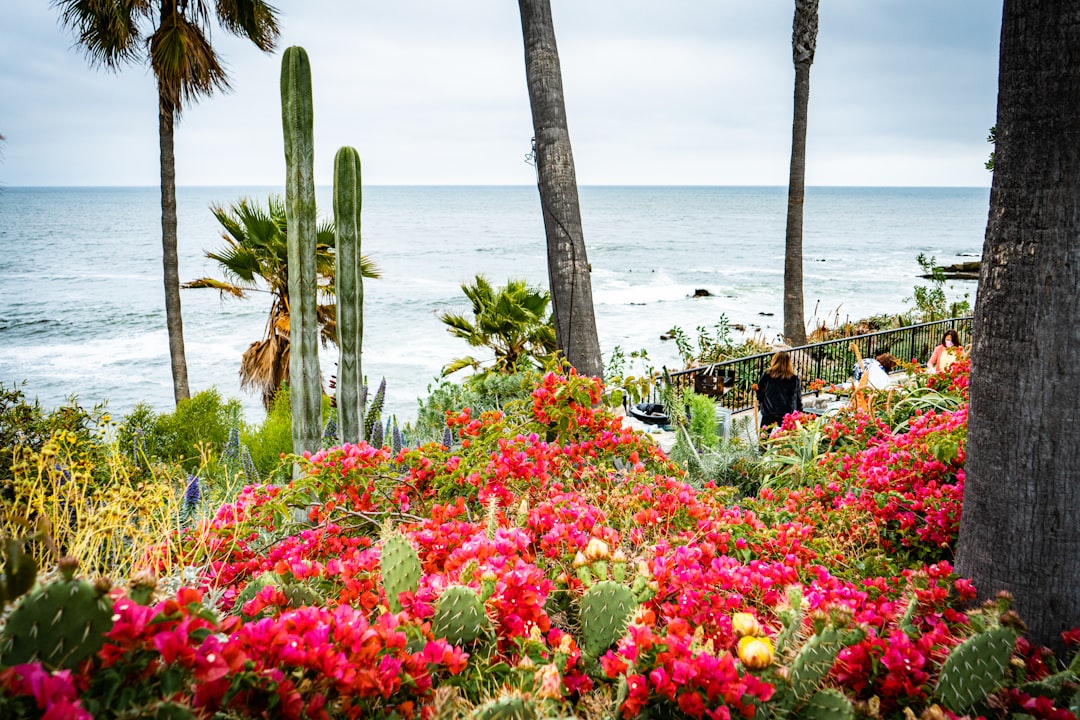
[470, 694, 537, 720]
[334, 145, 365, 445]
[432, 585, 490, 647]
[800, 688, 854, 720]
[578, 580, 637, 657]
[380, 532, 421, 613]
[789, 624, 861, 700]
[935, 626, 1017, 712]
[281, 45, 321, 458]
[0, 559, 113, 670]
[1, 538, 37, 607]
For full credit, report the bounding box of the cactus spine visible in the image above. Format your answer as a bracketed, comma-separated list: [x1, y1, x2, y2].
[800, 688, 854, 720]
[333, 145, 364, 444]
[579, 580, 637, 657]
[433, 585, 490, 646]
[0, 562, 113, 670]
[380, 532, 421, 613]
[281, 45, 321, 458]
[934, 626, 1017, 712]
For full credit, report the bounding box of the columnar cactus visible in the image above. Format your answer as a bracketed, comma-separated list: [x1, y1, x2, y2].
[380, 532, 421, 613]
[333, 145, 365, 444]
[433, 585, 490, 646]
[281, 45, 321, 458]
[0, 559, 113, 670]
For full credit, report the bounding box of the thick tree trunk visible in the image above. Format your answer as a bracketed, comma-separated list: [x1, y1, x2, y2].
[158, 94, 190, 405]
[783, 61, 811, 346]
[955, 0, 1080, 654]
[518, 0, 603, 378]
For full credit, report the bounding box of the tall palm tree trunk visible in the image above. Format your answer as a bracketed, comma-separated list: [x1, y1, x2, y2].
[783, 0, 819, 346]
[518, 0, 603, 378]
[955, 0, 1080, 655]
[158, 92, 190, 404]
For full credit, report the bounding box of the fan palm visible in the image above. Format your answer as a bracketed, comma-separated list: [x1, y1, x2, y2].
[184, 196, 379, 408]
[52, 0, 280, 405]
[439, 275, 557, 377]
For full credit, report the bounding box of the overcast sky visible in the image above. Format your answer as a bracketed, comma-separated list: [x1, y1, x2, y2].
[1, 1, 1002, 187]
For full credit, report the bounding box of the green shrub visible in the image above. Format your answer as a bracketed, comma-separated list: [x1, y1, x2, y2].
[410, 371, 536, 446]
[241, 389, 294, 483]
[0, 382, 110, 501]
[118, 389, 240, 472]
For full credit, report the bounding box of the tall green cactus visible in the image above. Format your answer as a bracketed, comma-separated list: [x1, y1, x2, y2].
[333, 145, 365, 443]
[281, 45, 321, 458]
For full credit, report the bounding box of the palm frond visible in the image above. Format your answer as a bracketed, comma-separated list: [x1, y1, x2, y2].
[214, 0, 280, 51]
[442, 356, 484, 377]
[52, 0, 149, 68]
[149, 10, 229, 110]
[181, 277, 247, 299]
[239, 335, 288, 410]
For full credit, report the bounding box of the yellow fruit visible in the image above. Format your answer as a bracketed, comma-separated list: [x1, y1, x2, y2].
[737, 636, 774, 670]
[732, 612, 762, 638]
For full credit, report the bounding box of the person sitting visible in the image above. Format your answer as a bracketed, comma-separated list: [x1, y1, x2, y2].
[852, 353, 900, 389]
[928, 328, 962, 373]
[757, 350, 803, 431]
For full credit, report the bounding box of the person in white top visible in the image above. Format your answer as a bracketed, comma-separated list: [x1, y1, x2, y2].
[853, 353, 900, 389]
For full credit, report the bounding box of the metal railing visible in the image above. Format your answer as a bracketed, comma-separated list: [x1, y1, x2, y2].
[652, 317, 973, 413]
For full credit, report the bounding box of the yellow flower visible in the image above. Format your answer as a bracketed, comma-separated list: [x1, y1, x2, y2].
[737, 636, 774, 670]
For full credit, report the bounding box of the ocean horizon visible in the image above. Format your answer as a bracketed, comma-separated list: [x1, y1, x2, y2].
[0, 184, 987, 426]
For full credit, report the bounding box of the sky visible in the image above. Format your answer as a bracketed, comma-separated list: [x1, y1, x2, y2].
[0, 1, 1003, 187]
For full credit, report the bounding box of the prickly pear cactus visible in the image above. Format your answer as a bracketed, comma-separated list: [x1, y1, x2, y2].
[0, 563, 113, 670]
[935, 626, 1017, 712]
[579, 580, 637, 657]
[800, 688, 854, 720]
[380, 532, 421, 613]
[789, 625, 863, 700]
[470, 694, 537, 720]
[1, 539, 37, 606]
[433, 585, 490, 646]
[773, 586, 805, 656]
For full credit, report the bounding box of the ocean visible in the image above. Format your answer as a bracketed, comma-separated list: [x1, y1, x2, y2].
[0, 185, 986, 426]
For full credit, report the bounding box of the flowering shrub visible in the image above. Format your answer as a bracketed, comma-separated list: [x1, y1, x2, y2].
[3, 364, 1078, 719]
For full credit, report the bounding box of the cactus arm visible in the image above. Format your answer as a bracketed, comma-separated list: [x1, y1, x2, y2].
[281, 45, 321, 458]
[333, 145, 364, 444]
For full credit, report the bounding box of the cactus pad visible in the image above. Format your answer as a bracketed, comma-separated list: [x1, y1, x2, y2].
[433, 585, 490, 646]
[470, 694, 537, 720]
[800, 688, 854, 720]
[790, 626, 862, 700]
[381, 532, 422, 613]
[579, 580, 637, 657]
[935, 626, 1017, 712]
[0, 576, 113, 670]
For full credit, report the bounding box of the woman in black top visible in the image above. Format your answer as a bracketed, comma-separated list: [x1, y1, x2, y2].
[757, 350, 803, 431]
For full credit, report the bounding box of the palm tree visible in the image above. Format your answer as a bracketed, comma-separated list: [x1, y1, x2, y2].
[955, 0, 1080, 654]
[783, 0, 819, 346]
[52, 0, 280, 406]
[184, 196, 379, 409]
[517, 0, 603, 378]
[439, 275, 557, 377]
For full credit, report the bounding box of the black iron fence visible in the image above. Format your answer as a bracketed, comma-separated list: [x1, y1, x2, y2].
[653, 317, 973, 413]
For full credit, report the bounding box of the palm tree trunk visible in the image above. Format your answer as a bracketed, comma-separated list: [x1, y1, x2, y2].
[955, 0, 1080, 655]
[158, 92, 190, 405]
[518, 0, 603, 379]
[783, 0, 818, 347]
[783, 62, 810, 346]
